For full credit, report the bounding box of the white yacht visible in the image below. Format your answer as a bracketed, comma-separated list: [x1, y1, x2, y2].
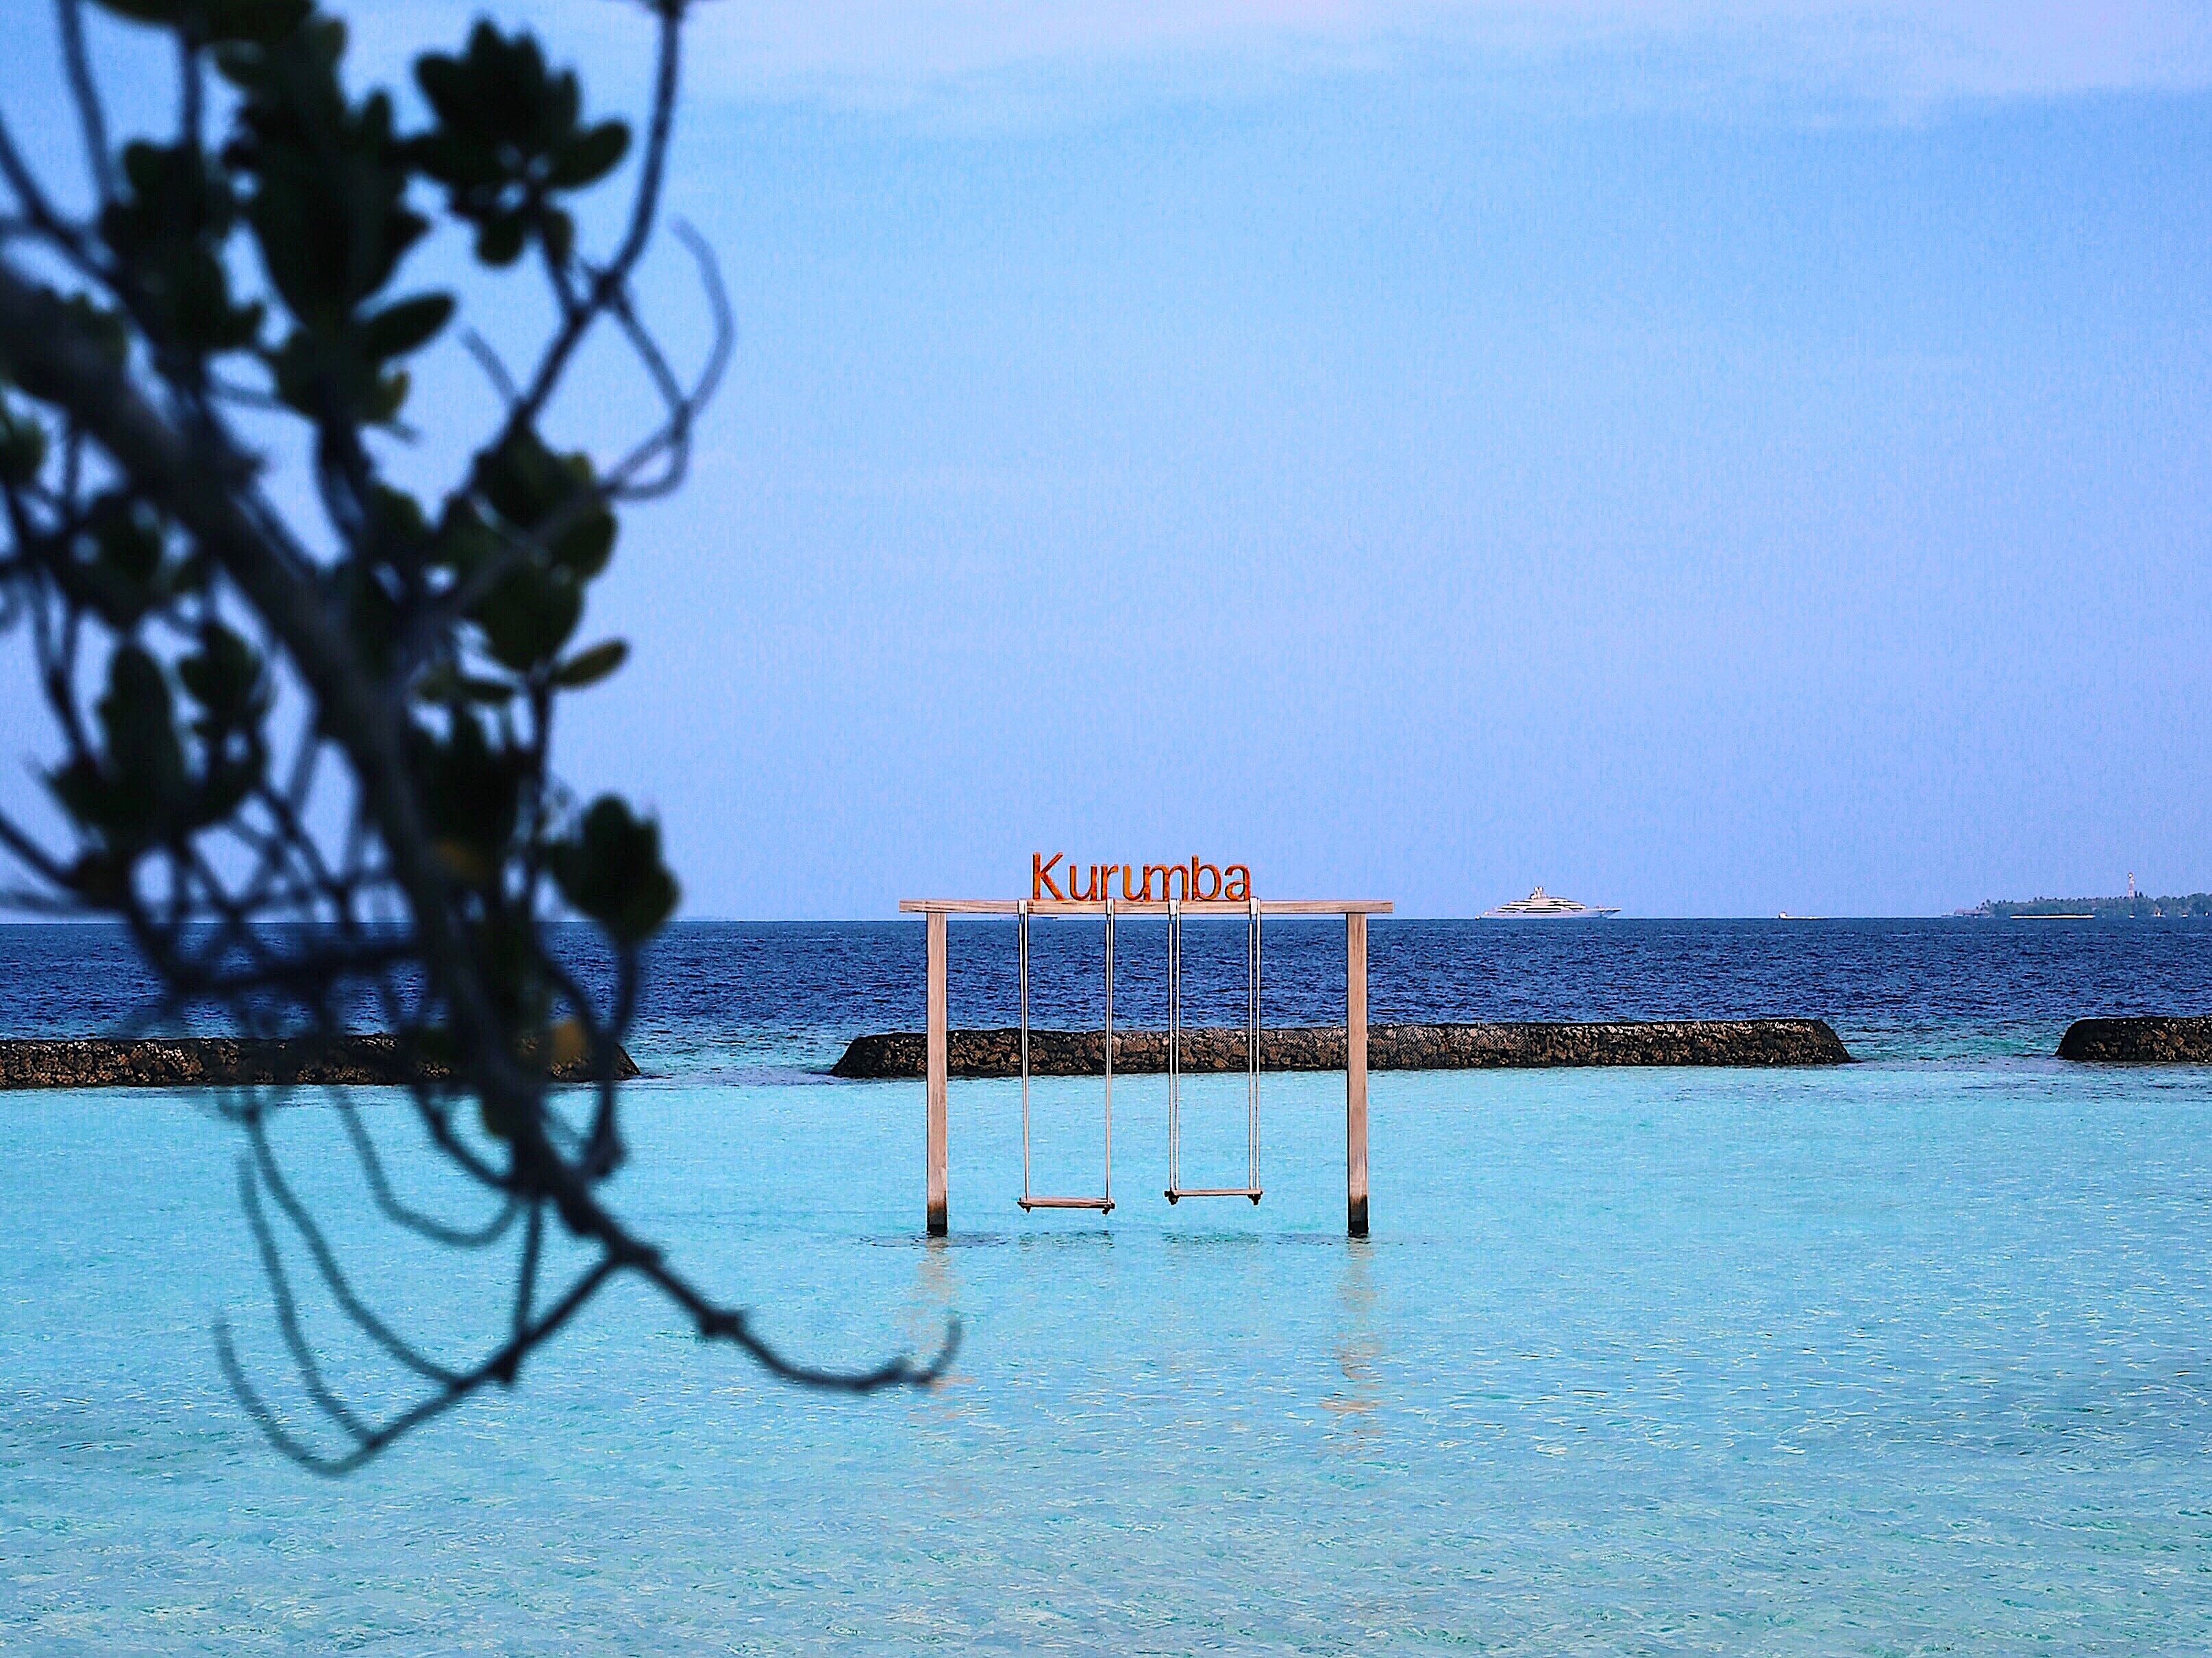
[1483, 885, 1621, 920]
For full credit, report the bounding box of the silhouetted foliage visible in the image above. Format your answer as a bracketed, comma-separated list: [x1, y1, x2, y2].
[0, 0, 952, 1473]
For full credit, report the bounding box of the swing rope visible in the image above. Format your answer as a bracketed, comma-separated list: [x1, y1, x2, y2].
[1017, 896, 1117, 1213]
[1249, 894, 1262, 1196]
[1104, 898, 1115, 1207]
[1018, 898, 1030, 1203]
[1165, 892, 1265, 1205]
[1167, 898, 1181, 1197]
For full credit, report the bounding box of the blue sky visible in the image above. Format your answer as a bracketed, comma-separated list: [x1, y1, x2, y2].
[5, 2, 2211, 916]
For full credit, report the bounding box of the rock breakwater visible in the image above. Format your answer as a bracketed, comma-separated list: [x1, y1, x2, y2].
[0, 1035, 638, 1090]
[2057, 1017, 2212, 1063]
[831, 1019, 1851, 1079]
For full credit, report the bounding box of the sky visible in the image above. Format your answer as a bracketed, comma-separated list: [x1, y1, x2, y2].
[3, 1, 2211, 917]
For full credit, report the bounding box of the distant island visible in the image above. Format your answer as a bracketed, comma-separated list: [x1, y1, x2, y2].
[1961, 892, 2212, 919]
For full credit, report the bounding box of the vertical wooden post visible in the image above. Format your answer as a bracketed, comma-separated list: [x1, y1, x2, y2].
[1345, 910, 1369, 1238]
[925, 907, 948, 1237]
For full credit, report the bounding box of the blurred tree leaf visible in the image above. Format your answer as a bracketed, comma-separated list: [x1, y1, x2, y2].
[552, 638, 625, 689]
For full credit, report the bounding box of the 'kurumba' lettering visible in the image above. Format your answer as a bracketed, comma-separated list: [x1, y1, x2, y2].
[1032, 852, 1065, 902]
[1026, 855, 1253, 903]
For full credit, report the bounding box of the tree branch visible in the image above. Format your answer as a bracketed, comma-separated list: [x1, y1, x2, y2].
[56, 0, 114, 204]
[0, 259, 540, 1131]
[0, 0, 958, 1478]
[495, 2, 684, 454]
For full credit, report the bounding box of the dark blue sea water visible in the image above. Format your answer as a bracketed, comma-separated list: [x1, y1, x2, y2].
[6, 916, 2210, 1065]
[5, 920, 2212, 1653]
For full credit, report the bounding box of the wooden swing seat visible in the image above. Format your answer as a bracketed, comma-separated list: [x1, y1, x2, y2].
[1165, 1187, 1263, 1204]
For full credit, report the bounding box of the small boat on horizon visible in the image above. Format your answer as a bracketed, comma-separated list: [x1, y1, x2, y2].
[1484, 885, 1620, 920]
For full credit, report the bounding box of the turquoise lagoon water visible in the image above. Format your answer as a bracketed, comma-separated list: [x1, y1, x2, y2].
[6, 1048, 2212, 1653]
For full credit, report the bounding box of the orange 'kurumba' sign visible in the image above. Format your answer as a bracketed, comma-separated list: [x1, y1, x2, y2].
[1032, 853, 1252, 903]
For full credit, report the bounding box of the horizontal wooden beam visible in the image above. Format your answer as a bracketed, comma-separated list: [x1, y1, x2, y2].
[897, 899, 1393, 916]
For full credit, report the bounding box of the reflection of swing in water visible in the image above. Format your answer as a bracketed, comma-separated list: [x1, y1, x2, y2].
[1013, 896, 1268, 1215]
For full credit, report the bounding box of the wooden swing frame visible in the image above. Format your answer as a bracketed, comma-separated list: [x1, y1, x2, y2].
[899, 896, 1391, 1239]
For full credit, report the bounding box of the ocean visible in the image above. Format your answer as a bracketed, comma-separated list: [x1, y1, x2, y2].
[4, 919, 2211, 1653]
